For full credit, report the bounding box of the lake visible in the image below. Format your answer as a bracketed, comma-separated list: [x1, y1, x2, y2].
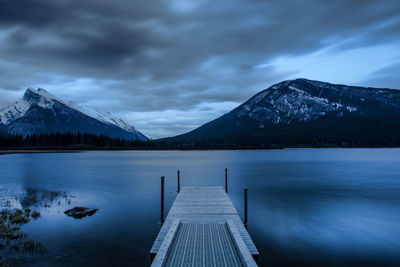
[1, 149, 400, 266]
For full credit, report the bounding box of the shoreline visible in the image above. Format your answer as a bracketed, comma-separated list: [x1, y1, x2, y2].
[0, 150, 82, 155]
[1, 147, 398, 155]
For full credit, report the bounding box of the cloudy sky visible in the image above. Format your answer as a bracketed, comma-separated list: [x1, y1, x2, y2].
[0, 0, 399, 138]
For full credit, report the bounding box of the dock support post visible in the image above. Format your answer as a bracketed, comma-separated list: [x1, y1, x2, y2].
[161, 176, 165, 224]
[177, 170, 180, 193]
[225, 168, 228, 193]
[244, 187, 248, 229]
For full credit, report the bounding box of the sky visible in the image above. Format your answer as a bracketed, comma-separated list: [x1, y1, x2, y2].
[0, 0, 399, 138]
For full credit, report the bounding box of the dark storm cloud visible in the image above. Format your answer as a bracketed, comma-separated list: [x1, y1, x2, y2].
[0, 0, 399, 137]
[0, 0, 62, 26]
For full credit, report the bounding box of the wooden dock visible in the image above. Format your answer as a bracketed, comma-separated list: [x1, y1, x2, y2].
[150, 186, 259, 266]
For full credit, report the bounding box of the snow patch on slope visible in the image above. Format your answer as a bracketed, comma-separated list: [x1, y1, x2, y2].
[236, 82, 358, 126]
[0, 87, 145, 137]
[0, 99, 30, 125]
[77, 106, 143, 134]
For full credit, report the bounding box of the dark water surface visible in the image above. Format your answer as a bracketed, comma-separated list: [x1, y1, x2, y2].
[1, 149, 400, 266]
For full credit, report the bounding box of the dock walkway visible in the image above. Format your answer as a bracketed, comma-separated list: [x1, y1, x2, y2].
[150, 186, 259, 266]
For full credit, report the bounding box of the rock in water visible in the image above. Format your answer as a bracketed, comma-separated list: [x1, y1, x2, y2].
[64, 207, 98, 219]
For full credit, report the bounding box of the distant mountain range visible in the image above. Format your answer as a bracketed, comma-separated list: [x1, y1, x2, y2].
[2, 79, 400, 148]
[0, 88, 148, 141]
[162, 79, 400, 147]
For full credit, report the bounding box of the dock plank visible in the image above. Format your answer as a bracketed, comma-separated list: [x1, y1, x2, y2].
[150, 186, 259, 266]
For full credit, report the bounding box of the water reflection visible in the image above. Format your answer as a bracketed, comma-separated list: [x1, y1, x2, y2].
[0, 149, 399, 266]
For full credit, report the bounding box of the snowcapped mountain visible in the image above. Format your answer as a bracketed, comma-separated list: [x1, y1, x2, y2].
[0, 87, 148, 140]
[163, 78, 400, 147]
[234, 78, 399, 126]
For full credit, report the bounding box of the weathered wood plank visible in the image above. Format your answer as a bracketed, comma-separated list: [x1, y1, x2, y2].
[150, 186, 259, 262]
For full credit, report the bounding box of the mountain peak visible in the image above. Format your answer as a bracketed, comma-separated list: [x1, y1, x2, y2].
[1, 88, 148, 140]
[24, 87, 59, 103]
[270, 78, 325, 89]
[164, 79, 400, 147]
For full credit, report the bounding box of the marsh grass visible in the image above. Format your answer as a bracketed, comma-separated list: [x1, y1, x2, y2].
[0, 188, 76, 265]
[0, 208, 44, 265]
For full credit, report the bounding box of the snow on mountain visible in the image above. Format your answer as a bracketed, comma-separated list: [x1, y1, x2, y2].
[0, 87, 148, 140]
[0, 88, 69, 125]
[163, 78, 400, 145]
[235, 80, 359, 126]
[76, 106, 143, 135]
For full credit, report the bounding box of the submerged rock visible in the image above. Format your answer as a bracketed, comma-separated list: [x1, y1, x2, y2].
[64, 207, 98, 219]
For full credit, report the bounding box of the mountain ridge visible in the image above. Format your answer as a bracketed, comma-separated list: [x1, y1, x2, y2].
[161, 78, 400, 147]
[0, 88, 148, 141]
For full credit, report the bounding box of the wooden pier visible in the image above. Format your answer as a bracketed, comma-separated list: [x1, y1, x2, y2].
[150, 186, 259, 266]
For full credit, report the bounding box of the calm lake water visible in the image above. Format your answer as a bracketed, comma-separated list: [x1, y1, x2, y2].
[1, 149, 400, 266]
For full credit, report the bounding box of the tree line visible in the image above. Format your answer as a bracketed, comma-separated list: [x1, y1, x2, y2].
[155, 135, 400, 149]
[0, 132, 153, 150]
[2, 132, 400, 150]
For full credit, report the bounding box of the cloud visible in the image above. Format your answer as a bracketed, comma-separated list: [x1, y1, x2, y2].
[0, 0, 399, 137]
[261, 42, 400, 86]
[363, 60, 400, 89]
